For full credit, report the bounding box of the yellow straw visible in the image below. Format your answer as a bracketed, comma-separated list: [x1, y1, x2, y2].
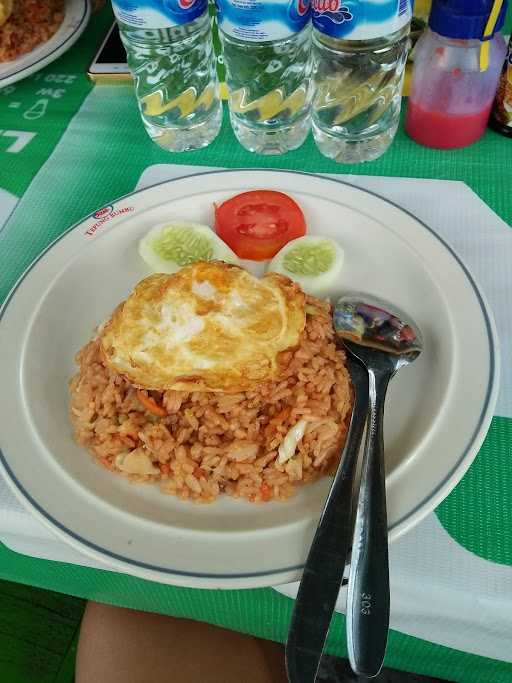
[480, 0, 504, 71]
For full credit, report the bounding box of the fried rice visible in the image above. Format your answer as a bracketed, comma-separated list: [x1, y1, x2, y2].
[0, 0, 64, 63]
[69, 296, 353, 503]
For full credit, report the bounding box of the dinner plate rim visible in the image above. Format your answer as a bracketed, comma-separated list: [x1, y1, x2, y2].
[0, 0, 90, 89]
[0, 168, 499, 586]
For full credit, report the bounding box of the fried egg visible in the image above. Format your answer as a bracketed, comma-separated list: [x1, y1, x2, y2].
[100, 261, 306, 392]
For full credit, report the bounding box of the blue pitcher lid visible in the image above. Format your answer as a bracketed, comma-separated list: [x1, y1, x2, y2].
[429, 0, 508, 40]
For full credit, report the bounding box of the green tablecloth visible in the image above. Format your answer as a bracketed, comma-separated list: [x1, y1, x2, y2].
[1, 6, 512, 682]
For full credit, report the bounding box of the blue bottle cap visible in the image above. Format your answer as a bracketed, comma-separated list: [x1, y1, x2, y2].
[429, 0, 508, 40]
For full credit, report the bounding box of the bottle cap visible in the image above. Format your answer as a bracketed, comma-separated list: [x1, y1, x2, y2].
[429, 0, 508, 40]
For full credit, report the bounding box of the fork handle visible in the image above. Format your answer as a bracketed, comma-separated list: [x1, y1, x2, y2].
[346, 367, 391, 679]
[286, 356, 368, 683]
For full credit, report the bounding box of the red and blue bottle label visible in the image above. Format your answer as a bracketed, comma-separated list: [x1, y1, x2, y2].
[312, 0, 411, 40]
[216, 0, 311, 42]
[111, 0, 207, 28]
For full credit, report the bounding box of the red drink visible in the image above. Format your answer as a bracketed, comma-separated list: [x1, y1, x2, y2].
[405, 100, 492, 149]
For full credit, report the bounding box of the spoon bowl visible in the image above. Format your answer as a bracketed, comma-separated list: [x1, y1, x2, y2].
[333, 295, 423, 364]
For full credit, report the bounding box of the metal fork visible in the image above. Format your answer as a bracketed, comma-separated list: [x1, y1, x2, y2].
[286, 352, 369, 682]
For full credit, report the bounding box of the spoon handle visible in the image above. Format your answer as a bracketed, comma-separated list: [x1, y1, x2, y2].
[346, 367, 391, 679]
[286, 356, 368, 683]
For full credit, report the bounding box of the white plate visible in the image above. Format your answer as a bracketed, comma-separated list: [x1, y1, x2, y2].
[0, 169, 499, 589]
[0, 0, 90, 89]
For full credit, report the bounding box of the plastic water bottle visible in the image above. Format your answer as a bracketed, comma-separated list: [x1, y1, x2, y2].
[216, 0, 313, 155]
[311, 0, 412, 163]
[111, 0, 222, 152]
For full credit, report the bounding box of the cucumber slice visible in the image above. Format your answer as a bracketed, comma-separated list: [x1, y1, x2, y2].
[139, 221, 239, 274]
[268, 235, 344, 296]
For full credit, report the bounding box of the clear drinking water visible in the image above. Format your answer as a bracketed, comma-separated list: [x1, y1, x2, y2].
[111, 1, 221, 152]
[311, 1, 411, 163]
[216, 0, 313, 155]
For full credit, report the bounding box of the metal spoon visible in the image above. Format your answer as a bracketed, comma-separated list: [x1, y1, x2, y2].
[286, 351, 368, 683]
[333, 295, 423, 679]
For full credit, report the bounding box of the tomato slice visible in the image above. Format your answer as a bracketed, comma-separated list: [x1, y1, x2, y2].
[214, 190, 307, 261]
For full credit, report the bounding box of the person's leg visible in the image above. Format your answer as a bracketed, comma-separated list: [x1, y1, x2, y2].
[76, 601, 287, 683]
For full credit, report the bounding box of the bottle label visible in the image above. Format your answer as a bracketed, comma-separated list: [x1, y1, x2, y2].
[312, 0, 411, 40]
[216, 0, 311, 42]
[493, 40, 512, 128]
[111, 0, 207, 29]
